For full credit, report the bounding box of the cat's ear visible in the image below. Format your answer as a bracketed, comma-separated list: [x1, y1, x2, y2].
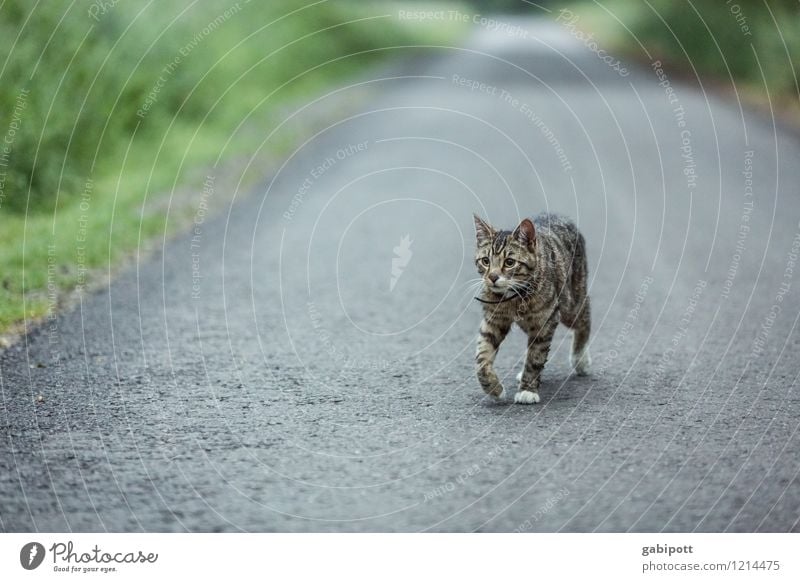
[512, 218, 536, 248]
[473, 214, 495, 246]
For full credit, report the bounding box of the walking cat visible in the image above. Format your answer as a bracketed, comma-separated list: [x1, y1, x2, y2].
[473, 213, 591, 404]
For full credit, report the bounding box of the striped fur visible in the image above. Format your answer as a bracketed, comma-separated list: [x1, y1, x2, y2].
[474, 213, 591, 404]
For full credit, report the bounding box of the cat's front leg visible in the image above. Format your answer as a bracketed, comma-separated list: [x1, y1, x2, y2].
[516, 316, 558, 404]
[475, 316, 511, 398]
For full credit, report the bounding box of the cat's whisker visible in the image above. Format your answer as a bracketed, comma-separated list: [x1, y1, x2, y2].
[457, 280, 486, 301]
[510, 280, 534, 293]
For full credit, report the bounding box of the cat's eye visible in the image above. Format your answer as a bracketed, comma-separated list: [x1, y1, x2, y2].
[480, 257, 490, 266]
[504, 258, 516, 268]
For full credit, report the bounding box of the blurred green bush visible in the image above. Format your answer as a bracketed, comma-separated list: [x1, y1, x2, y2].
[0, 1, 422, 214]
[608, 0, 799, 98]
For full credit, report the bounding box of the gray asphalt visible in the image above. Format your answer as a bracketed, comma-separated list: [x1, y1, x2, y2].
[2, 18, 800, 533]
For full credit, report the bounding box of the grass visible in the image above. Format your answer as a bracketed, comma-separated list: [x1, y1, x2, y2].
[0, 1, 468, 335]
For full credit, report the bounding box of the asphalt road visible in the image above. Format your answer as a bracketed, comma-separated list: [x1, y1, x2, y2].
[2, 18, 799, 533]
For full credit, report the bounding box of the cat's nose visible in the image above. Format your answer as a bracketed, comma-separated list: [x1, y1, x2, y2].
[488, 273, 499, 283]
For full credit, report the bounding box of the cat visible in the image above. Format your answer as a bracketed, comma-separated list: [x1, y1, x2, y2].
[473, 213, 591, 404]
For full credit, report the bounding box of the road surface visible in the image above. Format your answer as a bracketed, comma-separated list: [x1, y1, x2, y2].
[2, 17, 799, 532]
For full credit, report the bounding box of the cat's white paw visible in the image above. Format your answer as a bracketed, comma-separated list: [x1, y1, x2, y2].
[514, 390, 540, 405]
[571, 349, 591, 376]
[483, 384, 504, 399]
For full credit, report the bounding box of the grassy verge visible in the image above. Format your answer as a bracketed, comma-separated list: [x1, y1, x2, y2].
[0, 1, 468, 338]
[561, 1, 800, 119]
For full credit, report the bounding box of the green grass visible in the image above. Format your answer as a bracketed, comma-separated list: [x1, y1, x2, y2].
[0, 1, 468, 333]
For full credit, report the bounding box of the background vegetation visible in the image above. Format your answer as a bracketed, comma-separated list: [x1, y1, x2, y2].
[568, 0, 800, 106]
[1, 0, 797, 335]
[0, 1, 464, 333]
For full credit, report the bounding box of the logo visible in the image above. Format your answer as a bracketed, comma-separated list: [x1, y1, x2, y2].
[20, 542, 45, 570]
[390, 235, 413, 292]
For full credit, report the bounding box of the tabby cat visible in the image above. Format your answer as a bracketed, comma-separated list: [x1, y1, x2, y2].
[473, 213, 591, 404]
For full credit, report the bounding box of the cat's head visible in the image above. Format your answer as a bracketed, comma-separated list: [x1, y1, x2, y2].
[473, 215, 536, 296]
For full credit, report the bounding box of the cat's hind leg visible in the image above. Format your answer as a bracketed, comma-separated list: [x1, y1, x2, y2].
[568, 298, 591, 376]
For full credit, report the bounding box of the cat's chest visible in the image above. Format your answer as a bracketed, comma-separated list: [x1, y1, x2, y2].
[512, 298, 557, 329]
